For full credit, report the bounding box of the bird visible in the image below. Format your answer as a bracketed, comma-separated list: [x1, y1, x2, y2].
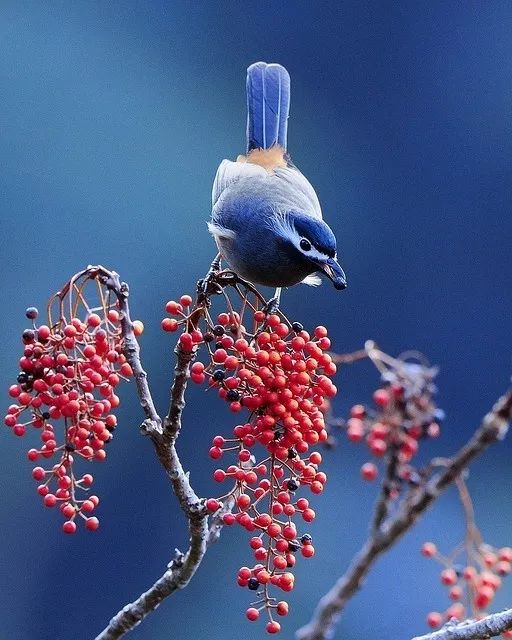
[208, 61, 347, 309]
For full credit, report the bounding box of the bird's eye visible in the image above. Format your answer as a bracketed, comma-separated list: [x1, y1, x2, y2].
[300, 238, 312, 252]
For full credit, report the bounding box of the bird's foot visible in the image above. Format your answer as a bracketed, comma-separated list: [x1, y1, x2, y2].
[197, 254, 223, 302]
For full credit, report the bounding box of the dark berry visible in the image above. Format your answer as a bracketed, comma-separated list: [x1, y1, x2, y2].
[287, 448, 297, 459]
[248, 577, 259, 590]
[203, 332, 214, 343]
[25, 307, 38, 320]
[22, 329, 36, 343]
[42, 412, 51, 420]
[213, 370, 225, 381]
[287, 479, 300, 492]
[434, 408, 446, 422]
[288, 540, 300, 552]
[226, 390, 240, 402]
[291, 322, 303, 332]
[213, 325, 225, 337]
[17, 372, 29, 384]
[300, 534, 313, 545]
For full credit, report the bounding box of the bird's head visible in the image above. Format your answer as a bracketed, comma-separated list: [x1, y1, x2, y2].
[276, 212, 347, 289]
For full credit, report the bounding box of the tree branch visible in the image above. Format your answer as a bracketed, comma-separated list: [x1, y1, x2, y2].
[370, 441, 399, 534]
[296, 390, 512, 640]
[411, 608, 512, 640]
[92, 267, 209, 640]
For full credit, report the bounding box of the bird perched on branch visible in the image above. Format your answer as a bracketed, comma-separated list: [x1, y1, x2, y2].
[208, 61, 347, 308]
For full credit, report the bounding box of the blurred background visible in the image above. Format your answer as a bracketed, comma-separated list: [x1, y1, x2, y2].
[0, 2, 511, 639]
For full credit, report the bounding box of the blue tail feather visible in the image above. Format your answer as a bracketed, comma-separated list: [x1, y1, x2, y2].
[246, 62, 290, 152]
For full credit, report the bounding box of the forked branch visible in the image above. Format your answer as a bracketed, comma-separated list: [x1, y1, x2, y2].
[296, 389, 512, 640]
[90, 266, 208, 640]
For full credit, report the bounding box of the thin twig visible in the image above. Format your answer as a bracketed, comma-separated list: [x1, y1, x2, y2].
[411, 607, 512, 640]
[296, 390, 512, 640]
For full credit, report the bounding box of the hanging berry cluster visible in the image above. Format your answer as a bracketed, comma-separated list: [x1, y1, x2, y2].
[161, 285, 337, 634]
[421, 476, 512, 635]
[336, 344, 443, 484]
[4, 270, 137, 533]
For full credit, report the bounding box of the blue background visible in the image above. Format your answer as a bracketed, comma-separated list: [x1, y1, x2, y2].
[0, 2, 511, 639]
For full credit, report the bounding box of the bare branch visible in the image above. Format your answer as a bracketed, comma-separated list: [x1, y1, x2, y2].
[411, 608, 512, 640]
[296, 390, 512, 640]
[90, 267, 209, 640]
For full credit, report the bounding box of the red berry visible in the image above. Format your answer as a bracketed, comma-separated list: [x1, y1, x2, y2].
[266, 621, 281, 634]
[32, 467, 45, 481]
[267, 523, 281, 538]
[421, 542, 437, 558]
[237, 494, 251, 510]
[276, 601, 289, 616]
[440, 568, 458, 586]
[360, 462, 378, 481]
[350, 404, 366, 418]
[61, 504, 75, 518]
[37, 325, 51, 340]
[223, 514, 235, 525]
[62, 520, 77, 534]
[81, 474, 94, 486]
[179, 333, 193, 351]
[132, 320, 144, 336]
[373, 388, 390, 407]
[426, 612, 442, 629]
[474, 585, 494, 610]
[165, 301, 182, 315]
[245, 608, 259, 621]
[206, 498, 221, 512]
[161, 318, 178, 332]
[43, 494, 57, 507]
[85, 517, 100, 531]
[87, 313, 102, 327]
[81, 500, 95, 513]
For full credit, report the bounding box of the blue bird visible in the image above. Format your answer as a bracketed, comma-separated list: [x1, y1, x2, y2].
[208, 62, 347, 307]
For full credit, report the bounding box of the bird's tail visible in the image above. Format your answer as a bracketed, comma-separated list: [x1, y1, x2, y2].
[246, 62, 290, 152]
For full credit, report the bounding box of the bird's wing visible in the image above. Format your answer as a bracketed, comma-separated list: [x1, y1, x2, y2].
[212, 159, 267, 207]
[273, 165, 323, 219]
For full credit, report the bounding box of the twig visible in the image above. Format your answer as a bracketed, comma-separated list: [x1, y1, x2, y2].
[296, 390, 512, 640]
[90, 267, 209, 640]
[411, 608, 512, 640]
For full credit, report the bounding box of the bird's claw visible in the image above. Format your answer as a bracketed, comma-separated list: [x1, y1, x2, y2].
[197, 255, 223, 302]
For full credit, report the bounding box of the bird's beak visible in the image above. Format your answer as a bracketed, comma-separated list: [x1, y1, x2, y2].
[319, 257, 347, 290]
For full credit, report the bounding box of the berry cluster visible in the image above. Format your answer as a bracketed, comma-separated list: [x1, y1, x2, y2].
[341, 351, 442, 483]
[421, 473, 512, 635]
[422, 541, 512, 633]
[5, 273, 136, 532]
[161, 292, 337, 634]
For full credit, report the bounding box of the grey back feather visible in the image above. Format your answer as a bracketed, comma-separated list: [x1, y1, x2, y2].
[212, 160, 322, 219]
